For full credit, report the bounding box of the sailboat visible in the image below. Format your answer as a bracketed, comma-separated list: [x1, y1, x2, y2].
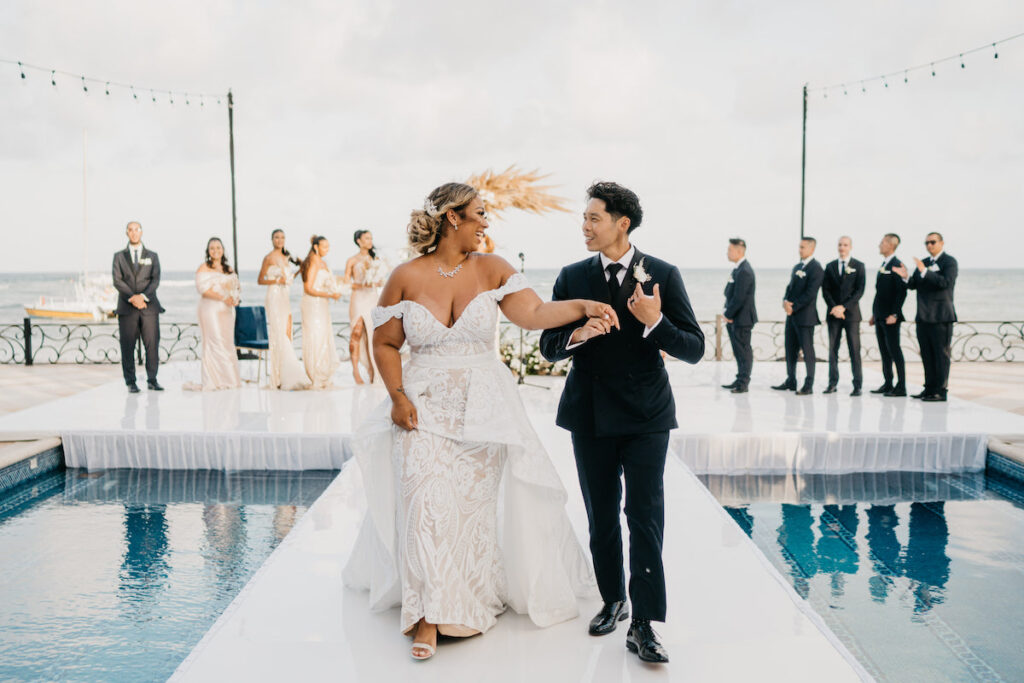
[23, 131, 118, 322]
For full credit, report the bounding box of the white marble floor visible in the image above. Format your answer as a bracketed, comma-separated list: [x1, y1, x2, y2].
[170, 403, 869, 682]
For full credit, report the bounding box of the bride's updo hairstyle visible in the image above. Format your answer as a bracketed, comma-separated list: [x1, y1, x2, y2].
[407, 182, 478, 255]
[300, 235, 328, 282]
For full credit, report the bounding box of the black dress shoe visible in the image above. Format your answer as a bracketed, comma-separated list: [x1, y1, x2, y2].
[771, 382, 796, 391]
[795, 386, 813, 396]
[922, 394, 947, 402]
[850, 388, 862, 397]
[823, 385, 837, 394]
[147, 381, 164, 391]
[911, 391, 928, 399]
[731, 385, 749, 394]
[588, 600, 629, 636]
[870, 384, 894, 395]
[885, 387, 907, 397]
[128, 383, 140, 394]
[721, 381, 738, 390]
[626, 618, 669, 663]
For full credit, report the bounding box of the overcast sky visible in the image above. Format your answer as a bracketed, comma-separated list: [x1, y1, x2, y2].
[2, 1, 1022, 274]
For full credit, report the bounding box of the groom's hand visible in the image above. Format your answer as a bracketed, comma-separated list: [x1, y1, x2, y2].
[570, 317, 615, 344]
[627, 283, 661, 327]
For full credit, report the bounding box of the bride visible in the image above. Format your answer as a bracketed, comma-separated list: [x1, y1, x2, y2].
[343, 182, 619, 660]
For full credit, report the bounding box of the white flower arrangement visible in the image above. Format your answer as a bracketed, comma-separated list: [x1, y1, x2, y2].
[846, 266, 856, 274]
[633, 258, 652, 284]
[796, 270, 807, 279]
[929, 263, 941, 272]
[878, 268, 890, 275]
[139, 257, 153, 266]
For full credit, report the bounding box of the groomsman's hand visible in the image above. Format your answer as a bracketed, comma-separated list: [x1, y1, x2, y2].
[913, 258, 926, 273]
[892, 264, 909, 279]
[869, 316, 875, 326]
[627, 283, 661, 327]
[885, 314, 898, 325]
[830, 305, 846, 319]
[783, 300, 794, 316]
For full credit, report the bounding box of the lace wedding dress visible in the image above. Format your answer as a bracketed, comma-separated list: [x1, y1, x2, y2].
[264, 264, 311, 391]
[342, 273, 594, 636]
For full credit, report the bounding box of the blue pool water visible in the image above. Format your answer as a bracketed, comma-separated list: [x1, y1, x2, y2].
[0, 468, 336, 683]
[703, 470, 1024, 682]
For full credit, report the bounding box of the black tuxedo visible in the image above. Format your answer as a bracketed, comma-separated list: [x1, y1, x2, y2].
[872, 256, 908, 389]
[723, 260, 757, 387]
[822, 258, 866, 389]
[782, 258, 823, 388]
[112, 245, 164, 385]
[908, 252, 958, 397]
[540, 248, 703, 622]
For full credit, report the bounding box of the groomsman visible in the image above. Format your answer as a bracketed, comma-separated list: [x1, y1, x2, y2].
[869, 233, 908, 396]
[894, 232, 958, 401]
[112, 221, 164, 393]
[773, 237, 823, 395]
[822, 236, 866, 396]
[722, 238, 757, 393]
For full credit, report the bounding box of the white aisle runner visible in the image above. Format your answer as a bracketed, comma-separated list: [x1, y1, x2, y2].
[170, 388, 868, 682]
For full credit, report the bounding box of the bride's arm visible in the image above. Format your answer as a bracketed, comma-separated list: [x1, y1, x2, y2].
[374, 269, 417, 431]
[488, 257, 619, 331]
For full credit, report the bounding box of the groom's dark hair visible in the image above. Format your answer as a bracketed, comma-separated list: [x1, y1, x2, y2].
[587, 182, 643, 233]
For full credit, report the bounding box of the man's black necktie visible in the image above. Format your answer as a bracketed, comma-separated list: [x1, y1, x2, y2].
[840, 261, 846, 276]
[605, 263, 623, 302]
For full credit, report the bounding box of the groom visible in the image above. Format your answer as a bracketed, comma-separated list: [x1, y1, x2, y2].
[540, 182, 704, 664]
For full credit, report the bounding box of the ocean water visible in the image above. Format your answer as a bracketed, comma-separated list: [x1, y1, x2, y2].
[2, 267, 1022, 324]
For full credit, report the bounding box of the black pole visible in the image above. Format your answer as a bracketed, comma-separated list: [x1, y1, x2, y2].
[228, 90, 239, 271]
[23, 317, 32, 366]
[800, 83, 808, 240]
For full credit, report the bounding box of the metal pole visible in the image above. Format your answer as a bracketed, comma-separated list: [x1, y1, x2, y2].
[23, 317, 33, 366]
[800, 84, 808, 240]
[228, 90, 239, 271]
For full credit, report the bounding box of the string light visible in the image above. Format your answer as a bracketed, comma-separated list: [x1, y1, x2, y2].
[808, 31, 1023, 95]
[1, 58, 222, 108]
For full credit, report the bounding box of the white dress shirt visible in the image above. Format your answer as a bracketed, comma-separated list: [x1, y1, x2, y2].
[128, 244, 149, 301]
[566, 245, 662, 349]
[921, 251, 943, 277]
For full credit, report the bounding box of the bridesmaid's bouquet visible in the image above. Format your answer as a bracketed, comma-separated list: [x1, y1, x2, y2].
[359, 258, 390, 288]
[213, 274, 241, 305]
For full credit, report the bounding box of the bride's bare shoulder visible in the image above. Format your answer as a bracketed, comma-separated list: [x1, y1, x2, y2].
[379, 256, 428, 303]
[472, 253, 517, 285]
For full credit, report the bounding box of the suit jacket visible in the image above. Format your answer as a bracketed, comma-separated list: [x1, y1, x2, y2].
[822, 257, 866, 322]
[724, 260, 757, 327]
[872, 257, 908, 322]
[907, 252, 958, 323]
[539, 249, 704, 437]
[112, 246, 164, 316]
[783, 258, 824, 326]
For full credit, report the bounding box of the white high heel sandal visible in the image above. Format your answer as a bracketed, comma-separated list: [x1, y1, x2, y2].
[411, 642, 436, 661]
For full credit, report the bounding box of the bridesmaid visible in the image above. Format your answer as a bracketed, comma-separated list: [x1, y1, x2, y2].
[300, 235, 342, 389]
[191, 238, 241, 391]
[343, 230, 388, 384]
[258, 229, 312, 390]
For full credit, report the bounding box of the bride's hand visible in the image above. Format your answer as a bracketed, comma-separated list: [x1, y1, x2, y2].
[582, 301, 620, 330]
[391, 394, 418, 431]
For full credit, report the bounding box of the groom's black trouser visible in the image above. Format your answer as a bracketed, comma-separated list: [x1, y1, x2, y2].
[571, 430, 669, 623]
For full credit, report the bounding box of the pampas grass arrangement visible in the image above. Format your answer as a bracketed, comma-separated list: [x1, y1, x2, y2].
[465, 166, 571, 221]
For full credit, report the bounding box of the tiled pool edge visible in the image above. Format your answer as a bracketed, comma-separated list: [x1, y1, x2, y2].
[986, 450, 1024, 485]
[0, 443, 64, 494]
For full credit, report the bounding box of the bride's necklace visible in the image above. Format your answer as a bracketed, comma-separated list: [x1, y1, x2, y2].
[435, 255, 468, 279]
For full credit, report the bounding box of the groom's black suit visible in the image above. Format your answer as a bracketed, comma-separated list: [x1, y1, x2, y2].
[540, 248, 704, 622]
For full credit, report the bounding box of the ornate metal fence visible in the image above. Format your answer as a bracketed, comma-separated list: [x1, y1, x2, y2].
[3, 317, 1023, 364]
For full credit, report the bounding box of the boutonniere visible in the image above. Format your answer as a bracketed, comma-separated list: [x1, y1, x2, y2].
[846, 266, 856, 274]
[139, 257, 153, 266]
[878, 268, 890, 275]
[632, 258, 652, 284]
[728, 277, 735, 284]
[795, 270, 807, 279]
[929, 263, 940, 272]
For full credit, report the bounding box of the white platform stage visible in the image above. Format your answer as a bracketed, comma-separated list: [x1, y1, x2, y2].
[3, 361, 1024, 474]
[170, 410, 869, 682]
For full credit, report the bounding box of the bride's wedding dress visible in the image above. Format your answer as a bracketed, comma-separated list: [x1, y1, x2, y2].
[343, 272, 593, 636]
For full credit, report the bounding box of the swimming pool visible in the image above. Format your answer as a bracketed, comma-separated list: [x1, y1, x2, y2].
[705, 469, 1024, 682]
[0, 467, 337, 683]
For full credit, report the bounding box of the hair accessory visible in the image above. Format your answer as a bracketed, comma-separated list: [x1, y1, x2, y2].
[424, 198, 441, 218]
